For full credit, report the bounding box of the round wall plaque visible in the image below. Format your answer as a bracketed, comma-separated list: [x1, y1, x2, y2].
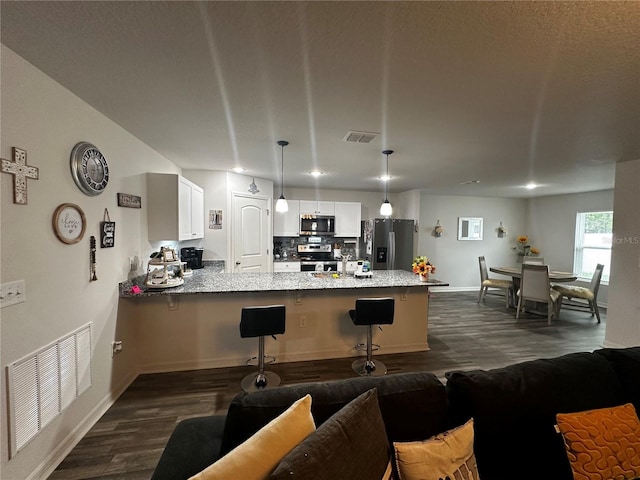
[53, 203, 86, 244]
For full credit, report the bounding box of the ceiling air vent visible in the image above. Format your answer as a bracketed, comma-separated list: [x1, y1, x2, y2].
[343, 131, 378, 144]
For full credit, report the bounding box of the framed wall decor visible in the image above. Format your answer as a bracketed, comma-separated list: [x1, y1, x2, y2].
[458, 217, 483, 241]
[117, 193, 141, 208]
[53, 203, 86, 244]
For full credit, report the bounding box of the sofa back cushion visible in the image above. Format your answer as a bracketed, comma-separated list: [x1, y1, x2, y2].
[445, 352, 624, 480]
[220, 372, 447, 456]
[594, 347, 640, 412]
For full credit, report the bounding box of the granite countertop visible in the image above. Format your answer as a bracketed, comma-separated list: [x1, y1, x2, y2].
[119, 265, 448, 298]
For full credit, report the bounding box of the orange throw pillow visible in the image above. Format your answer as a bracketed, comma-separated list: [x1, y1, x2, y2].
[556, 403, 640, 480]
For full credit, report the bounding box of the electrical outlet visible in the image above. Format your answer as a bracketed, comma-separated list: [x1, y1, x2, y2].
[299, 315, 307, 328]
[111, 341, 123, 357]
[400, 289, 408, 301]
[0, 280, 26, 308]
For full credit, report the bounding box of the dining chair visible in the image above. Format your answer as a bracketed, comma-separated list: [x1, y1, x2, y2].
[516, 264, 561, 325]
[478, 256, 513, 307]
[552, 264, 604, 323]
[523, 257, 545, 265]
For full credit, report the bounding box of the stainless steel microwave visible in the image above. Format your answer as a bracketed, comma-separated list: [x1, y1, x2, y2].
[300, 215, 335, 236]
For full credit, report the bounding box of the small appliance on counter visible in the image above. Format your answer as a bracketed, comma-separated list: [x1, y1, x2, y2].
[180, 247, 204, 269]
[354, 260, 372, 278]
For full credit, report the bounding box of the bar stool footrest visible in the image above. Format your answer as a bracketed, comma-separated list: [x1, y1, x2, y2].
[354, 343, 380, 353]
[245, 355, 276, 367]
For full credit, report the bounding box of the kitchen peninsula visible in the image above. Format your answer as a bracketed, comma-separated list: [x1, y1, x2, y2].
[118, 265, 447, 373]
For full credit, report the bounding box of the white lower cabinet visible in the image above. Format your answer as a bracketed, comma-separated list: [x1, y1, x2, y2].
[273, 262, 301, 273]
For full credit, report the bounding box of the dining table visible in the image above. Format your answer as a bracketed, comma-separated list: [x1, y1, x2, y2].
[489, 266, 578, 310]
[490, 266, 578, 283]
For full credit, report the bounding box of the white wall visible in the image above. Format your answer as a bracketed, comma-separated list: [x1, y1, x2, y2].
[605, 160, 640, 347]
[0, 46, 179, 480]
[527, 190, 614, 304]
[418, 194, 527, 289]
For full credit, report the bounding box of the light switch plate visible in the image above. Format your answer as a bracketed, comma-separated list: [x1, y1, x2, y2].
[1, 280, 26, 308]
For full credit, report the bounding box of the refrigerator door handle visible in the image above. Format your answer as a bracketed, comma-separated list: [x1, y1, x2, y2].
[388, 231, 396, 270]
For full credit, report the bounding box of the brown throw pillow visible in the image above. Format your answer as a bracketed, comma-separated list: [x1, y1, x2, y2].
[393, 419, 480, 480]
[556, 403, 640, 480]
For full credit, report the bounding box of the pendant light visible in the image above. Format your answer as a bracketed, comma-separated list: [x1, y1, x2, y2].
[380, 149, 393, 217]
[275, 140, 289, 213]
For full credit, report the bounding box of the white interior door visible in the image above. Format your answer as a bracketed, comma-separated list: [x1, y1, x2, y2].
[232, 194, 270, 272]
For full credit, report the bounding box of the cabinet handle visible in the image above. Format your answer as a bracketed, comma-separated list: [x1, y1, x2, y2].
[235, 261, 241, 265]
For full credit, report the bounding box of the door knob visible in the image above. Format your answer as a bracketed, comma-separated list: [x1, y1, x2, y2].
[235, 261, 241, 265]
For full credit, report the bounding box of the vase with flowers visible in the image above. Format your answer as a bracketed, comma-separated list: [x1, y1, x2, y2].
[513, 235, 540, 261]
[412, 255, 436, 281]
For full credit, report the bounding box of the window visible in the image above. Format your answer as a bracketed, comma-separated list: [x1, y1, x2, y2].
[574, 211, 612, 282]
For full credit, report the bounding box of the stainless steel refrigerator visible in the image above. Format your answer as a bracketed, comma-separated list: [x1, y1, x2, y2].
[360, 218, 415, 271]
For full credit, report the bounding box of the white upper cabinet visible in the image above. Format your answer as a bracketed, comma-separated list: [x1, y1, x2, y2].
[334, 201, 362, 237]
[273, 199, 300, 237]
[147, 173, 205, 241]
[299, 200, 335, 215]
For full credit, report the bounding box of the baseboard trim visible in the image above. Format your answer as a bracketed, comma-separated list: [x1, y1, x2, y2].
[138, 343, 431, 374]
[27, 370, 138, 480]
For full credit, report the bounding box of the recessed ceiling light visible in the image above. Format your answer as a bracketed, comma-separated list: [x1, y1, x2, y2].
[379, 175, 392, 182]
[525, 183, 538, 190]
[309, 170, 323, 177]
[460, 180, 480, 185]
[231, 167, 245, 173]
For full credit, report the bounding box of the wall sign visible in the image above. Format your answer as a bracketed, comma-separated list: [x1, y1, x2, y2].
[117, 192, 141, 208]
[100, 208, 115, 248]
[53, 203, 86, 244]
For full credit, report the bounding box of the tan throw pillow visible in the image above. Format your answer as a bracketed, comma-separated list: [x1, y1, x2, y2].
[556, 403, 640, 480]
[189, 394, 315, 480]
[393, 419, 480, 480]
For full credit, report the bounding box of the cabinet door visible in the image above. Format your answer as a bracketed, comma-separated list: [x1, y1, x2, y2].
[299, 200, 335, 215]
[334, 202, 361, 237]
[274, 200, 299, 236]
[299, 200, 317, 215]
[273, 262, 301, 272]
[190, 184, 204, 238]
[178, 178, 193, 240]
[317, 201, 335, 215]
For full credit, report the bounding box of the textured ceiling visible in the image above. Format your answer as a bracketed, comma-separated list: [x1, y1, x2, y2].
[2, 1, 639, 198]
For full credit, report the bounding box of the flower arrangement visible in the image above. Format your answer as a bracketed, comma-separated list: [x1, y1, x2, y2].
[513, 235, 540, 257]
[412, 255, 436, 276]
[434, 225, 444, 237]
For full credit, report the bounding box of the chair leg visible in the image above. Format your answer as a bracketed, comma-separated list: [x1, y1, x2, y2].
[477, 287, 484, 303]
[591, 300, 601, 323]
[516, 296, 522, 319]
[547, 302, 552, 325]
[504, 288, 510, 308]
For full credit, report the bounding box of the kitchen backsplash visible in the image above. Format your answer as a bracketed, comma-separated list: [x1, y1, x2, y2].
[274, 237, 358, 259]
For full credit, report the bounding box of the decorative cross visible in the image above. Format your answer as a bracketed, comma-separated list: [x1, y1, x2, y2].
[1, 147, 39, 205]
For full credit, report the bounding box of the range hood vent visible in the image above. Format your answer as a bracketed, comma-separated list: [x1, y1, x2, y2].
[343, 130, 378, 143]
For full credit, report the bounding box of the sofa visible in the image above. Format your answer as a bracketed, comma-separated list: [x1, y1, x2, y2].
[151, 346, 640, 480]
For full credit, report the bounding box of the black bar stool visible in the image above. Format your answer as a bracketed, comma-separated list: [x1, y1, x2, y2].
[349, 298, 394, 376]
[239, 305, 286, 392]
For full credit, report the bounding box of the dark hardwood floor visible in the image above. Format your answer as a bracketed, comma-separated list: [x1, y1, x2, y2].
[48, 291, 606, 479]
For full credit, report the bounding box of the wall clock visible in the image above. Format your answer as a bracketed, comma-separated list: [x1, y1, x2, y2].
[70, 142, 109, 196]
[53, 203, 86, 244]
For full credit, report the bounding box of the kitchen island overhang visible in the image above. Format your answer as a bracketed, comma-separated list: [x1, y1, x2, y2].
[119, 269, 447, 374]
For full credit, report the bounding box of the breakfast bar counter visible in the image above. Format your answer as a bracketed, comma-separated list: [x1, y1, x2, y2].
[118, 266, 447, 374]
[119, 267, 447, 297]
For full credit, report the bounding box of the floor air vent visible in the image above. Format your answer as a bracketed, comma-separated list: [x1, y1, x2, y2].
[343, 130, 378, 143]
[7, 323, 91, 457]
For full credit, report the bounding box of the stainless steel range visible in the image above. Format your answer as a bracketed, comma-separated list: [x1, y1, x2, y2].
[297, 244, 338, 272]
